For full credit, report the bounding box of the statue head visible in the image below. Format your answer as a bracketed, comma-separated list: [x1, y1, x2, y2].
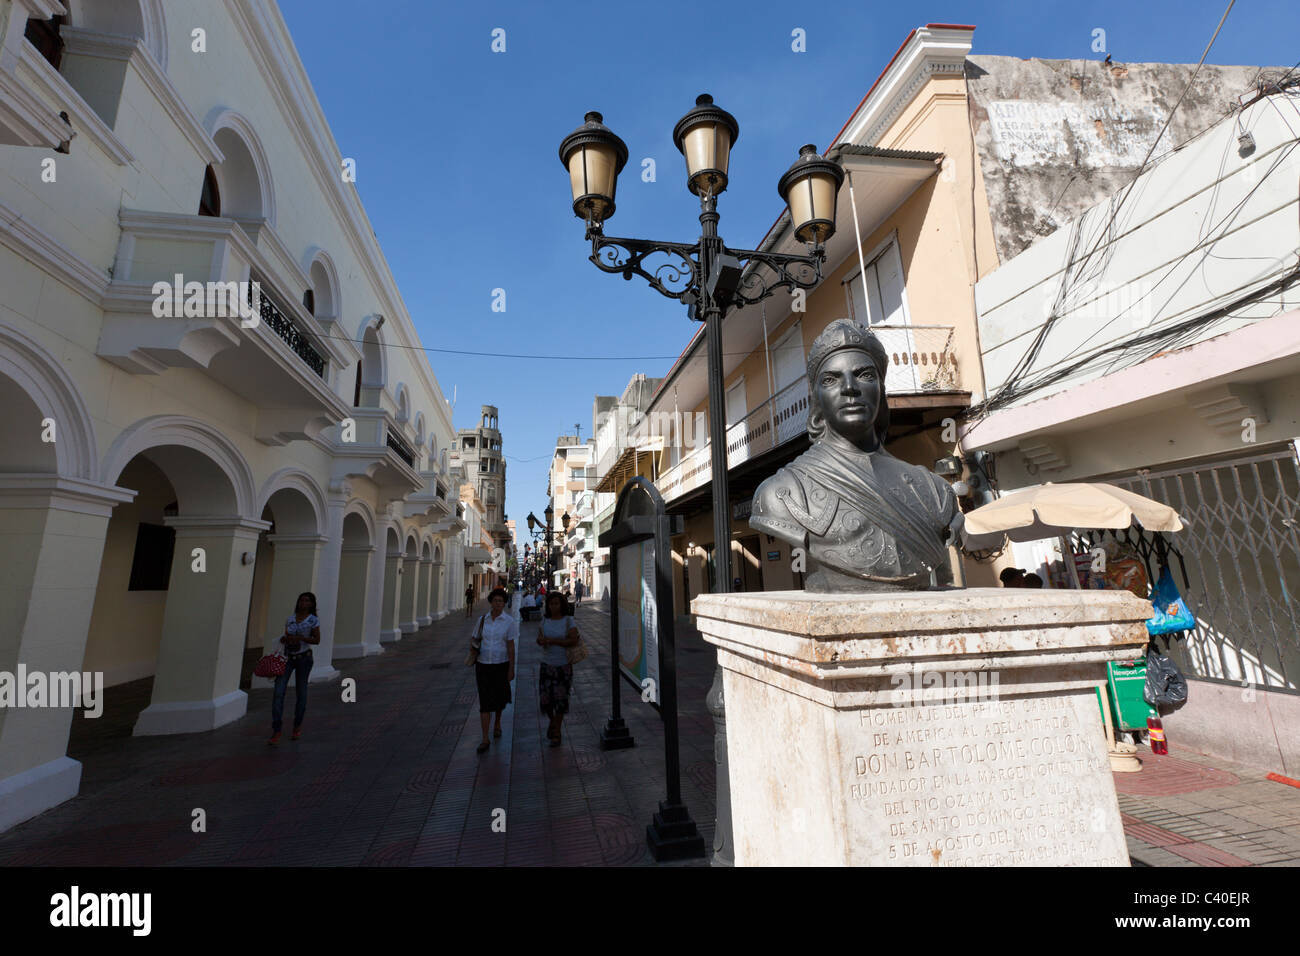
[806, 319, 890, 446]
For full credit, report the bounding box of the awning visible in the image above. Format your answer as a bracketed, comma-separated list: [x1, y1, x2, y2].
[464, 545, 492, 563]
[595, 436, 664, 494]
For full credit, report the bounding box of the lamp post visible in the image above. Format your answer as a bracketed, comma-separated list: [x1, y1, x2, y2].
[560, 96, 844, 866]
[526, 506, 569, 590]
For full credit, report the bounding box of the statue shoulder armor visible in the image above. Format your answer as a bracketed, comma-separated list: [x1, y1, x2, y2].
[750, 468, 808, 544]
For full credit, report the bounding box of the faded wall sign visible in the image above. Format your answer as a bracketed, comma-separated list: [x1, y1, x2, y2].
[987, 101, 1168, 167]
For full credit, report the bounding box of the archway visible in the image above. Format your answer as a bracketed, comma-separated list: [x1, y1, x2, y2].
[205, 109, 275, 225]
[416, 539, 433, 627]
[355, 316, 387, 409]
[305, 250, 340, 322]
[333, 509, 373, 657]
[0, 330, 130, 832]
[398, 531, 420, 634]
[244, 481, 323, 685]
[93, 417, 264, 736]
[379, 526, 403, 643]
[431, 542, 445, 620]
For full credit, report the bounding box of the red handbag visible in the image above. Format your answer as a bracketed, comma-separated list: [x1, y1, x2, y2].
[254, 652, 287, 678]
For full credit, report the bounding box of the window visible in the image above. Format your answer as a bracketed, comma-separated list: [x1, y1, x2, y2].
[725, 378, 746, 427]
[771, 322, 805, 392]
[463, 437, 476, 449]
[24, 16, 65, 70]
[353, 361, 362, 407]
[302, 288, 315, 316]
[128, 523, 175, 591]
[846, 236, 909, 327]
[198, 165, 221, 218]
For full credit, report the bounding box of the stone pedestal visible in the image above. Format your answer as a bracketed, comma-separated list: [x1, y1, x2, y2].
[693, 588, 1151, 867]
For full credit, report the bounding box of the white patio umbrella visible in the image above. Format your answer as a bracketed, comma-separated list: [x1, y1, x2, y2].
[960, 482, 1183, 588]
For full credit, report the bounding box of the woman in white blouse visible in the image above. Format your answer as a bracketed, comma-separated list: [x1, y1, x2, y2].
[475, 587, 517, 753]
[270, 591, 319, 744]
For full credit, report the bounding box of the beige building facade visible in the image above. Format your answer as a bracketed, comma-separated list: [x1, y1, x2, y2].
[598, 24, 1006, 622]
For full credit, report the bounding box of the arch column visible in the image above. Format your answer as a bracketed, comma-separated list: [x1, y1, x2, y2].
[356, 528, 387, 654]
[249, 532, 331, 688]
[308, 492, 348, 683]
[430, 560, 445, 620]
[398, 553, 420, 634]
[0, 476, 135, 833]
[133, 515, 269, 736]
[416, 555, 433, 627]
[333, 542, 375, 658]
[380, 542, 403, 643]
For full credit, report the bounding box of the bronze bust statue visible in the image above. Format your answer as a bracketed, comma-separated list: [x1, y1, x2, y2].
[750, 319, 960, 592]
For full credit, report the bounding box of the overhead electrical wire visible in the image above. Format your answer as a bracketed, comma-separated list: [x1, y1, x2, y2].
[302, 329, 755, 363]
[979, 0, 1238, 417]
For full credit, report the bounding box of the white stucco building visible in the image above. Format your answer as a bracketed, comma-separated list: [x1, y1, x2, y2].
[0, 0, 465, 831]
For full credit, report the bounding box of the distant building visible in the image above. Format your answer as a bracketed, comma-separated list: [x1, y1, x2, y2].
[590, 374, 663, 601]
[546, 435, 593, 591]
[454, 405, 509, 557]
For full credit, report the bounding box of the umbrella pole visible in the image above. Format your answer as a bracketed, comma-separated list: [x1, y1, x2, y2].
[1061, 535, 1083, 589]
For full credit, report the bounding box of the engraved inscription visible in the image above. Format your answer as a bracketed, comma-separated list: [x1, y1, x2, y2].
[843, 695, 1128, 866]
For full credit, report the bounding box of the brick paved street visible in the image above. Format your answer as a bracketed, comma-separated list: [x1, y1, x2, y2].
[1, 594, 1297, 866]
[0, 598, 716, 866]
[1117, 750, 1300, 867]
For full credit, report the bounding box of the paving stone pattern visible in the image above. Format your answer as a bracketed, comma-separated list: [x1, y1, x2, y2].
[1, 598, 1296, 866]
[0, 599, 715, 867]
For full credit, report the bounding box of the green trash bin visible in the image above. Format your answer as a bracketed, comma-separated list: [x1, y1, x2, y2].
[1099, 658, 1154, 732]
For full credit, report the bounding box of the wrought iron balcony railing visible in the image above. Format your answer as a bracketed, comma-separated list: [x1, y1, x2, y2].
[249, 285, 326, 378]
[386, 428, 416, 468]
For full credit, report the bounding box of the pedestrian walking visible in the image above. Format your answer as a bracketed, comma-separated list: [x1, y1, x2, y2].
[574, 579, 585, 605]
[465, 583, 475, 618]
[269, 591, 319, 744]
[474, 587, 516, 753]
[520, 589, 537, 621]
[536, 591, 579, 747]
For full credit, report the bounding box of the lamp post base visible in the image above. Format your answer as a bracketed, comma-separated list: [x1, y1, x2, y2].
[646, 800, 706, 861]
[599, 717, 635, 750]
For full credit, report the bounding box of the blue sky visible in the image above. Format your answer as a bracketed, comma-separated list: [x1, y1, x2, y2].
[277, 0, 1298, 529]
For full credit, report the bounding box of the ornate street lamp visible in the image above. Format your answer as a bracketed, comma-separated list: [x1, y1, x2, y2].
[559, 95, 845, 867]
[779, 144, 845, 244]
[672, 93, 739, 197]
[558, 111, 629, 226]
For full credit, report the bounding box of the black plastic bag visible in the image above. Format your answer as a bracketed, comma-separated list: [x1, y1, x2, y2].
[1144, 647, 1188, 712]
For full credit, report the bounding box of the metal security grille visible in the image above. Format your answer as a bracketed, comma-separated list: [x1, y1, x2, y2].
[1104, 444, 1300, 692]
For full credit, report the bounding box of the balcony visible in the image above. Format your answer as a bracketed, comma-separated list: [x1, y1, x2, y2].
[871, 325, 959, 394]
[329, 407, 422, 499]
[249, 286, 325, 378]
[658, 375, 811, 504]
[386, 428, 416, 468]
[0, 2, 87, 152]
[97, 209, 354, 445]
[653, 327, 961, 506]
[405, 466, 453, 527]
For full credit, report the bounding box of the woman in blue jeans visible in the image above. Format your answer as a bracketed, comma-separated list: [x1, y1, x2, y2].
[269, 591, 319, 744]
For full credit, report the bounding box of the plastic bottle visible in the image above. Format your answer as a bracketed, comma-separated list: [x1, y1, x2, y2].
[1147, 716, 1168, 755]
